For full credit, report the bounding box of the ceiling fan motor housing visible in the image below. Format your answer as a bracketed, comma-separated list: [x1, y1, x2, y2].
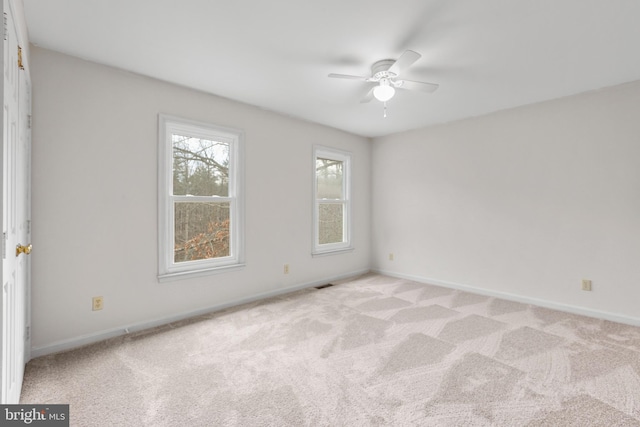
[370, 59, 397, 81]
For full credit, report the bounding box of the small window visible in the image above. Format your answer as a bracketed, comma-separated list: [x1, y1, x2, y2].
[158, 115, 244, 280]
[313, 147, 352, 255]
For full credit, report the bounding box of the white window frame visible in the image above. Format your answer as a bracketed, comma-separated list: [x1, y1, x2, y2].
[158, 114, 245, 281]
[313, 146, 352, 255]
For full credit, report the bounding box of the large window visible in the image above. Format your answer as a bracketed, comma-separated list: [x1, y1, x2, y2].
[313, 147, 352, 255]
[158, 115, 244, 280]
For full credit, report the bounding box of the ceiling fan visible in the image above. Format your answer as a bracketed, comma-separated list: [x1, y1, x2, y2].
[328, 50, 439, 115]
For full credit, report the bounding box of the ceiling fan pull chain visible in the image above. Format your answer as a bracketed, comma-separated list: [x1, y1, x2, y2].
[383, 101, 388, 118]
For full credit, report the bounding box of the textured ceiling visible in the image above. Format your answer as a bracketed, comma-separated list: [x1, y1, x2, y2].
[23, 0, 640, 137]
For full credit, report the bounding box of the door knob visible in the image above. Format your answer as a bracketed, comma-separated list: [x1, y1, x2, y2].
[16, 243, 32, 256]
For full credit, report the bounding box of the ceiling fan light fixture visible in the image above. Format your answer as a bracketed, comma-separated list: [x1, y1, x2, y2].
[373, 79, 395, 102]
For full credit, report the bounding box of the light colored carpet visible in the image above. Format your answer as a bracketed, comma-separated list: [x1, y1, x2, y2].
[21, 274, 640, 426]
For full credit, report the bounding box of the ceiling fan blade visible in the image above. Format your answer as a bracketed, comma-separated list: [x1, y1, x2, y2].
[388, 50, 421, 76]
[360, 87, 374, 103]
[398, 79, 439, 93]
[328, 73, 367, 80]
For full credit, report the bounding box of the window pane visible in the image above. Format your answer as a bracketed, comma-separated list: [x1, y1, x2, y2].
[316, 158, 343, 199]
[318, 203, 344, 244]
[174, 202, 230, 262]
[172, 134, 229, 197]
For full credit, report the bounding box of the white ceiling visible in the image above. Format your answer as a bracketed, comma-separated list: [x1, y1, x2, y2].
[22, 0, 640, 138]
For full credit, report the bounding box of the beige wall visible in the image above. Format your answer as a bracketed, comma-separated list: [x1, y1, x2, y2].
[30, 47, 371, 354]
[372, 80, 640, 324]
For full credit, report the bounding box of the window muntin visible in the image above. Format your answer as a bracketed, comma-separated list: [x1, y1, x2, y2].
[159, 115, 244, 280]
[313, 147, 351, 254]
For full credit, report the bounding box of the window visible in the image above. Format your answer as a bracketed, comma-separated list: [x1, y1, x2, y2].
[158, 115, 244, 280]
[313, 146, 352, 255]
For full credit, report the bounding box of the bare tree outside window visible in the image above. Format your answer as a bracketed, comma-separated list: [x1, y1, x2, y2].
[316, 158, 345, 244]
[172, 134, 230, 262]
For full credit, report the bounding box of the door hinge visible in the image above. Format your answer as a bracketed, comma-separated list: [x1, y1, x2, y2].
[28, 115, 32, 129]
[2, 232, 6, 259]
[18, 46, 24, 70]
[3, 13, 7, 41]
[27, 220, 31, 234]
[25, 326, 30, 340]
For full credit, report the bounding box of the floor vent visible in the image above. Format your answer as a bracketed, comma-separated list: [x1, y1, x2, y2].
[314, 284, 334, 290]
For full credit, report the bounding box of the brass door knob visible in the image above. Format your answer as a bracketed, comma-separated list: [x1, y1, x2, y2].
[16, 243, 32, 256]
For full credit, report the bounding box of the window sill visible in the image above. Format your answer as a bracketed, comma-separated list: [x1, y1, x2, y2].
[158, 263, 246, 283]
[312, 247, 354, 258]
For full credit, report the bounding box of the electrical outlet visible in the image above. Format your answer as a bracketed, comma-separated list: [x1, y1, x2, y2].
[92, 296, 104, 311]
[581, 279, 592, 291]
[389, 253, 394, 261]
[284, 264, 290, 274]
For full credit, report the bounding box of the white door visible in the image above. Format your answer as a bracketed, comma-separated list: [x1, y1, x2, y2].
[1, 0, 30, 404]
[17, 45, 31, 369]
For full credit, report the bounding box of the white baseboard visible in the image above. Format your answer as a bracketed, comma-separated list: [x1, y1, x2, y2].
[372, 269, 640, 327]
[30, 269, 370, 359]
